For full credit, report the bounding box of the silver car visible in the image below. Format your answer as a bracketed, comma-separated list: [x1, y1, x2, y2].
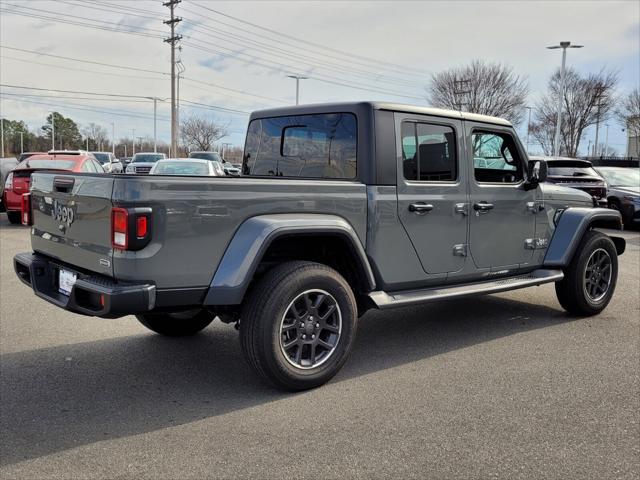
[91, 152, 122, 173]
[149, 158, 226, 176]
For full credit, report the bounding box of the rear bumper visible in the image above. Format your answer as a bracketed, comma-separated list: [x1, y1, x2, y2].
[14, 252, 156, 319]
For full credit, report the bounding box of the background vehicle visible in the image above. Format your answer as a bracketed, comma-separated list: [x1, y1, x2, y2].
[91, 152, 123, 173]
[189, 151, 240, 175]
[14, 102, 625, 391]
[3, 153, 103, 224]
[1, 157, 19, 212]
[150, 158, 225, 176]
[125, 152, 167, 174]
[120, 157, 132, 167]
[595, 167, 640, 227]
[533, 156, 608, 207]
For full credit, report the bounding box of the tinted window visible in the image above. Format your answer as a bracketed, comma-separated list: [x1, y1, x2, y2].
[133, 154, 164, 163]
[189, 152, 222, 161]
[92, 153, 110, 164]
[547, 162, 598, 177]
[472, 131, 523, 183]
[20, 159, 78, 169]
[243, 113, 356, 179]
[401, 122, 457, 181]
[153, 162, 210, 175]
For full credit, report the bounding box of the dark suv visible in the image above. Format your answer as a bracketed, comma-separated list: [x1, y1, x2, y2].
[532, 156, 608, 207]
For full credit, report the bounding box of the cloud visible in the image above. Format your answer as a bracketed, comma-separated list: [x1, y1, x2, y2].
[198, 55, 231, 73]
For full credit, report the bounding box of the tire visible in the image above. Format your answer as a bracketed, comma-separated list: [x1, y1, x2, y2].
[6, 211, 21, 224]
[555, 230, 618, 316]
[240, 261, 357, 391]
[136, 309, 214, 336]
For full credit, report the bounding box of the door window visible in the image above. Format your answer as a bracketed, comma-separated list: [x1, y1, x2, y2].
[401, 122, 457, 181]
[472, 131, 523, 183]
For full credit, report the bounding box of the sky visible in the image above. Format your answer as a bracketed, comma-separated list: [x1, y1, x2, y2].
[0, 0, 638, 155]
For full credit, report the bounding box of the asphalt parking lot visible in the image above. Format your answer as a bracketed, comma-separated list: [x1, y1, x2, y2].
[1, 213, 638, 479]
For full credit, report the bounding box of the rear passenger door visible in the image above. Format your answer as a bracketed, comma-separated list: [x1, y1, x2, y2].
[466, 124, 536, 270]
[395, 114, 468, 275]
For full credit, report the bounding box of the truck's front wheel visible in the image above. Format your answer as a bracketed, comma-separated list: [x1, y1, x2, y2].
[136, 309, 214, 336]
[240, 261, 357, 391]
[555, 230, 618, 316]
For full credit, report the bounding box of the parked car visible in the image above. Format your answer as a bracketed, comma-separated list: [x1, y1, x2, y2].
[125, 152, 167, 174]
[1, 157, 19, 212]
[14, 102, 625, 391]
[595, 167, 640, 227]
[91, 152, 123, 173]
[3, 153, 104, 224]
[150, 158, 226, 176]
[18, 152, 46, 162]
[189, 151, 240, 175]
[533, 156, 608, 207]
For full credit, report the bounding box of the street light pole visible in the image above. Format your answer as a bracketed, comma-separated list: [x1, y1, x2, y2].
[0, 118, 4, 157]
[604, 123, 609, 156]
[153, 98, 158, 153]
[111, 121, 115, 155]
[132, 128, 136, 155]
[525, 106, 532, 154]
[20, 131, 24, 154]
[547, 41, 583, 156]
[51, 112, 55, 150]
[287, 74, 308, 105]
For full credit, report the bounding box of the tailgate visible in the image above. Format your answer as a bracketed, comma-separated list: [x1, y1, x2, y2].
[30, 173, 115, 277]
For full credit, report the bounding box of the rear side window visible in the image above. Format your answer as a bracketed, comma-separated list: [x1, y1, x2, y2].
[243, 113, 357, 179]
[401, 122, 457, 181]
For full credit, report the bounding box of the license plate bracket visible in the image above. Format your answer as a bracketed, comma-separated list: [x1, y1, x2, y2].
[58, 268, 77, 296]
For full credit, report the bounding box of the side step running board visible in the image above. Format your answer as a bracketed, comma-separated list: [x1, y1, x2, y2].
[369, 269, 564, 309]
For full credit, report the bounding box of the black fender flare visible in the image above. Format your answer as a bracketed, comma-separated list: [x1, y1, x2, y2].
[544, 207, 625, 268]
[204, 214, 376, 305]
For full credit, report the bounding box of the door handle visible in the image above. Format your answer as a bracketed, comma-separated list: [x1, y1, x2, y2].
[473, 202, 494, 213]
[409, 203, 434, 214]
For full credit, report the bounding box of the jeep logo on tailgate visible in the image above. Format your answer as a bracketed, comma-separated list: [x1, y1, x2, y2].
[51, 200, 75, 227]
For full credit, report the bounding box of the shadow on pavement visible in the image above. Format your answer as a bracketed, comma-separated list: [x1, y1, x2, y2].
[1, 295, 572, 466]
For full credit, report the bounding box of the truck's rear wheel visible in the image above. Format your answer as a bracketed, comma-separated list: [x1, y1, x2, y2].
[240, 261, 357, 391]
[136, 309, 214, 336]
[555, 230, 618, 316]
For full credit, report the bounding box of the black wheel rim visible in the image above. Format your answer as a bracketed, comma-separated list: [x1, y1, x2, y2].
[583, 248, 612, 303]
[279, 289, 342, 369]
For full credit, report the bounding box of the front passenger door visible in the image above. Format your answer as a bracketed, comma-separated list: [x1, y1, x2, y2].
[467, 125, 536, 270]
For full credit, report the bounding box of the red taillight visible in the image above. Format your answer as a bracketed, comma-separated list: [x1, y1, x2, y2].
[111, 208, 128, 249]
[21, 193, 32, 226]
[136, 215, 148, 238]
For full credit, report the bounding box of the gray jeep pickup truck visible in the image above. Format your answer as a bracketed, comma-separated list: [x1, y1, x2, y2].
[14, 102, 626, 391]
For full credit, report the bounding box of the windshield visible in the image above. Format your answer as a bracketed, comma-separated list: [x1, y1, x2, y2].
[152, 162, 210, 175]
[547, 162, 599, 177]
[21, 159, 77, 169]
[189, 152, 222, 161]
[597, 168, 640, 187]
[92, 153, 110, 164]
[133, 154, 164, 163]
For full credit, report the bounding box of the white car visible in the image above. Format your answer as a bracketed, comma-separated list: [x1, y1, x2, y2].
[125, 152, 167, 174]
[91, 152, 122, 173]
[149, 158, 226, 176]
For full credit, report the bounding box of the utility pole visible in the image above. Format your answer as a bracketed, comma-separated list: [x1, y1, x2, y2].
[525, 106, 532, 154]
[177, 57, 185, 154]
[132, 128, 136, 155]
[124, 144, 127, 158]
[603, 124, 610, 157]
[0, 117, 4, 157]
[593, 85, 606, 157]
[20, 131, 24, 154]
[287, 74, 308, 105]
[111, 121, 115, 155]
[51, 112, 55, 150]
[164, 0, 182, 158]
[547, 41, 583, 156]
[137, 136, 144, 152]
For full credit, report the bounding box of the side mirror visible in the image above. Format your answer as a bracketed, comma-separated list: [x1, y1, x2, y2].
[525, 160, 547, 190]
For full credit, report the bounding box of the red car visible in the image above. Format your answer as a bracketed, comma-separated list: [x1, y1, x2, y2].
[3, 153, 104, 224]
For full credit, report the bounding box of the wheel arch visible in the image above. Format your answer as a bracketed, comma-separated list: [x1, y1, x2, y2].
[203, 214, 376, 306]
[544, 207, 625, 268]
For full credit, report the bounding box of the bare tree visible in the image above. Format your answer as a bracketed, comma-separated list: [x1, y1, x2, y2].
[82, 122, 109, 151]
[179, 115, 229, 151]
[615, 88, 640, 156]
[427, 60, 529, 124]
[530, 68, 618, 157]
